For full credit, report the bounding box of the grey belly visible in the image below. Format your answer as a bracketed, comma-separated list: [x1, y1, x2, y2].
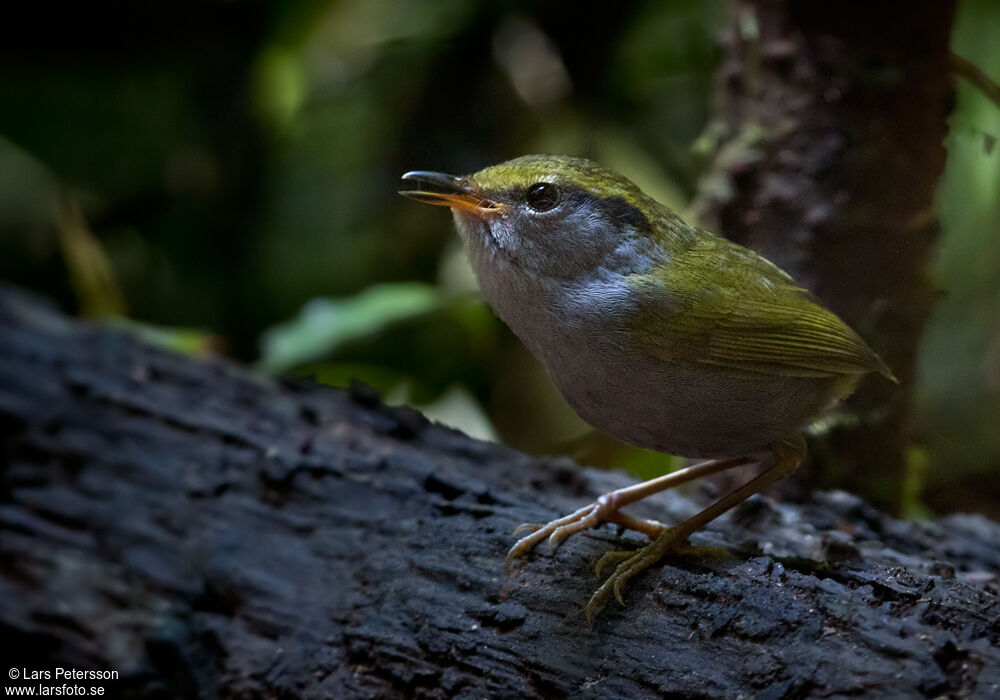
[473, 265, 837, 458]
[540, 344, 831, 458]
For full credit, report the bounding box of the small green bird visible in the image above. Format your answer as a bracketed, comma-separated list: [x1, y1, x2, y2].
[400, 154, 894, 623]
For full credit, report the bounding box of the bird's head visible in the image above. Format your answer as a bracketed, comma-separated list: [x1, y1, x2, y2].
[400, 155, 680, 280]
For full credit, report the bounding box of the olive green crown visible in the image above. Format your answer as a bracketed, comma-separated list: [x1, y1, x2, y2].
[470, 155, 647, 209]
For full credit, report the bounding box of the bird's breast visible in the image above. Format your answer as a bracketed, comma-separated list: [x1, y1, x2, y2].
[467, 247, 834, 457]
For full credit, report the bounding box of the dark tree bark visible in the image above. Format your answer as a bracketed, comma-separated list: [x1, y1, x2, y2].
[694, 0, 956, 512]
[1, 286, 999, 699]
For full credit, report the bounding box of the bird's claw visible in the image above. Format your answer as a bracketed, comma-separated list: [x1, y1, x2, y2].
[585, 528, 683, 626]
[506, 500, 686, 625]
[511, 523, 542, 537]
[594, 549, 634, 579]
[547, 514, 599, 550]
[505, 502, 608, 572]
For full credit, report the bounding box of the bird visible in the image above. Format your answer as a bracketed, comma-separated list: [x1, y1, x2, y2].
[399, 154, 894, 623]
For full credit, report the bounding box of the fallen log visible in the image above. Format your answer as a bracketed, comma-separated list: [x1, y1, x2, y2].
[1, 286, 998, 698]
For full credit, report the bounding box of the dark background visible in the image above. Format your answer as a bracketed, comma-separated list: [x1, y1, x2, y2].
[1, 0, 997, 517]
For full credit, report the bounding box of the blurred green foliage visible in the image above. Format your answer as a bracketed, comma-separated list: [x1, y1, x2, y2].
[916, 0, 1000, 516]
[258, 283, 449, 374]
[0, 1, 997, 513]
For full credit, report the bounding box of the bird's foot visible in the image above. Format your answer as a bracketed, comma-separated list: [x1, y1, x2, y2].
[505, 502, 608, 573]
[585, 526, 688, 625]
[505, 495, 665, 573]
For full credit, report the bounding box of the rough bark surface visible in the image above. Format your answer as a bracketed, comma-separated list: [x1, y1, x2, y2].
[694, 0, 956, 511]
[1, 286, 999, 699]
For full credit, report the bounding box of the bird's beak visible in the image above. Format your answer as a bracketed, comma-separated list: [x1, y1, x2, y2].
[399, 171, 503, 214]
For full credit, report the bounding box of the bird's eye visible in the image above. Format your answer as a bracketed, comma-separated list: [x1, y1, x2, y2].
[525, 182, 560, 212]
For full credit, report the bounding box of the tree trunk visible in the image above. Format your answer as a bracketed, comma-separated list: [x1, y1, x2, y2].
[694, 0, 956, 512]
[1, 285, 998, 699]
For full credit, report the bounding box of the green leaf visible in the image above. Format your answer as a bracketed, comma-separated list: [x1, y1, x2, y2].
[106, 318, 219, 357]
[256, 282, 446, 373]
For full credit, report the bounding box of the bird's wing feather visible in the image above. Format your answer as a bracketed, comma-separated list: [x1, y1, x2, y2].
[630, 235, 894, 380]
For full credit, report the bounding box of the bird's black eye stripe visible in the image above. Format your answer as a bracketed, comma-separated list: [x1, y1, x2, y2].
[525, 182, 560, 212]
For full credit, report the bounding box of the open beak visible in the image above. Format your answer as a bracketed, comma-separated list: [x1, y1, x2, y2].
[399, 171, 503, 214]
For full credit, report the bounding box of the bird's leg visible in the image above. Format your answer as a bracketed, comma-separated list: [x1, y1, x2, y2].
[585, 435, 806, 625]
[506, 455, 752, 573]
[604, 511, 667, 539]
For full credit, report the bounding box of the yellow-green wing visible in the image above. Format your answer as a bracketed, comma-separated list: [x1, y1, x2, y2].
[631, 235, 895, 380]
